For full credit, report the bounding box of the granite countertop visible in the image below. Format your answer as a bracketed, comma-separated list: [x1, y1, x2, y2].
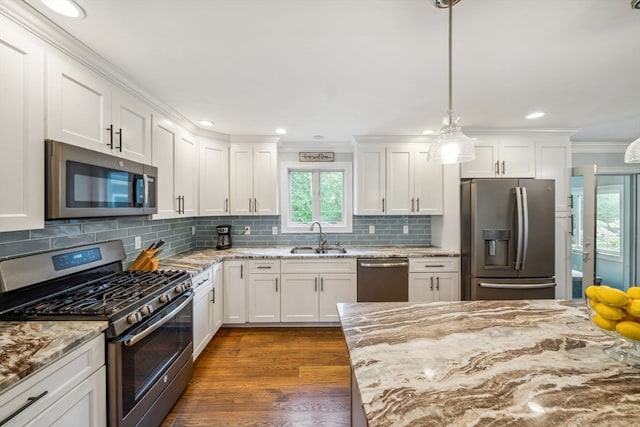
[337, 300, 640, 426]
[159, 246, 457, 276]
[0, 321, 107, 394]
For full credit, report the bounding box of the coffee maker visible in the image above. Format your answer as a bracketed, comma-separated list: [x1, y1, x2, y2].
[216, 225, 232, 250]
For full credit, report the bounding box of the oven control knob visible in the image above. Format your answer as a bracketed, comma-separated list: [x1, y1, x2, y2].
[139, 305, 153, 316]
[127, 312, 142, 324]
[159, 293, 171, 304]
[174, 284, 184, 294]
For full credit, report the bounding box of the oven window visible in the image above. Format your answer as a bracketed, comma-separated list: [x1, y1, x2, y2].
[66, 160, 135, 208]
[120, 297, 192, 415]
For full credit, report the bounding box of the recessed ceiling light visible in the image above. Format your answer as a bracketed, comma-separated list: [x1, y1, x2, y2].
[275, 128, 287, 135]
[422, 129, 435, 135]
[526, 111, 545, 120]
[41, 0, 86, 19]
[198, 120, 214, 127]
[313, 135, 324, 140]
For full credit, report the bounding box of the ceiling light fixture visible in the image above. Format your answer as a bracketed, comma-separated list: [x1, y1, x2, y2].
[41, 0, 86, 19]
[198, 120, 214, 127]
[275, 128, 287, 135]
[526, 111, 545, 120]
[428, 0, 475, 165]
[624, 135, 640, 163]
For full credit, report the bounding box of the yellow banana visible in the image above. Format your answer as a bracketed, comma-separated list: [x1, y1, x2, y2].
[585, 285, 599, 300]
[627, 287, 640, 299]
[596, 286, 629, 307]
[588, 297, 599, 310]
[625, 299, 640, 318]
[592, 314, 618, 331]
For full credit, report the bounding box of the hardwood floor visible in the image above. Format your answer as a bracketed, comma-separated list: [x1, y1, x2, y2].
[161, 327, 351, 427]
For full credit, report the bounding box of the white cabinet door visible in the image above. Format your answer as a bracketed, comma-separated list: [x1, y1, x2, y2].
[199, 138, 229, 216]
[151, 115, 177, 219]
[386, 145, 413, 215]
[229, 143, 278, 215]
[0, 16, 44, 232]
[500, 141, 535, 178]
[110, 87, 152, 163]
[433, 272, 459, 302]
[193, 272, 214, 360]
[175, 131, 197, 216]
[280, 274, 319, 322]
[413, 147, 443, 215]
[229, 144, 253, 215]
[409, 273, 434, 302]
[356, 145, 386, 215]
[212, 263, 224, 333]
[536, 140, 571, 212]
[223, 261, 246, 324]
[248, 274, 280, 322]
[26, 366, 106, 427]
[460, 141, 500, 178]
[46, 54, 111, 152]
[252, 144, 278, 215]
[318, 274, 357, 322]
[409, 273, 459, 302]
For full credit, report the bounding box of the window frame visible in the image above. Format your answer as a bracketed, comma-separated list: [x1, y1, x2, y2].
[596, 183, 623, 260]
[280, 161, 352, 233]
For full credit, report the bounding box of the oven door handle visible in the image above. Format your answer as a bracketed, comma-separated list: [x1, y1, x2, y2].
[123, 293, 193, 347]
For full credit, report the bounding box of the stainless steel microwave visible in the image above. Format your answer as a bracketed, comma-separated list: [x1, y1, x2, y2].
[45, 140, 158, 219]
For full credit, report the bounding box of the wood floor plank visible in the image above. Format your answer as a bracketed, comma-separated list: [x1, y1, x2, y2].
[161, 327, 350, 427]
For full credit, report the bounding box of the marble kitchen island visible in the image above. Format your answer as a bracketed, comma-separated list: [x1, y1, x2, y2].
[338, 300, 640, 426]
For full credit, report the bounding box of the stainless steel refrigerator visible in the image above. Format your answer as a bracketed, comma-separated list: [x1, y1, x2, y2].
[461, 178, 556, 300]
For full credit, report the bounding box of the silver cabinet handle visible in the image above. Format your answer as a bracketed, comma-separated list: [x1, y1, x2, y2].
[436, 276, 440, 291]
[254, 198, 257, 213]
[320, 277, 324, 292]
[501, 160, 505, 175]
[416, 198, 420, 212]
[315, 277, 318, 292]
[256, 266, 272, 270]
[211, 287, 215, 303]
[240, 264, 243, 279]
[382, 198, 385, 213]
[249, 198, 252, 213]
[495, 161, 499, 175]
[411, 198, 415, 212]
[275, 277, 278, 292]
[225, 198, 228, 213]
[0, 391, 48, 426]
[423, 264, 445, 268]
[106, 124, 114, 149]
[430, 276, 434, 291]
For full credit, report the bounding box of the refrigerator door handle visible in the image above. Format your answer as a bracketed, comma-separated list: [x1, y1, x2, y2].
[515, 187, 524, 270]
[479, 282, 556, 289]
[521, 186, 529, 270]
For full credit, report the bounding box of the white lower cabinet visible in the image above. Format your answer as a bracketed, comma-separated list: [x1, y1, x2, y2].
[248, 260, 281, 322]
[0, 334, 106, 427]
[409, 258, 460, 302]
[280, 259, 357, 323]
[212, 262, 224, 333]
[223, 260, 246, 324]
[192, 267, 214, 360]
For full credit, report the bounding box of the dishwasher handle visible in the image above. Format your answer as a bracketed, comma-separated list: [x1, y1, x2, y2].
[358, 261, 409, 268]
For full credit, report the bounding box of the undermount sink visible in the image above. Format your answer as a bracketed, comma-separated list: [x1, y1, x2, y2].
[290, 246, 347, 254]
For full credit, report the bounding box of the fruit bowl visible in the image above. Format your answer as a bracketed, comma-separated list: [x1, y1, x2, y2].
[586, 285, 640, 366]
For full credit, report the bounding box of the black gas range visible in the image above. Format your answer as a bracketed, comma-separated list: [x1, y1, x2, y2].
[0, 240, 194, 427]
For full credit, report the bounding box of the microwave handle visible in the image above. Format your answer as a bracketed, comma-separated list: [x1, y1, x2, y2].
[143, 174, 149, 208]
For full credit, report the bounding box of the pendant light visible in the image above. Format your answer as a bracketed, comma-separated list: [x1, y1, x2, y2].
[624, 135, 640, 163]
[428, 0, 475, 164]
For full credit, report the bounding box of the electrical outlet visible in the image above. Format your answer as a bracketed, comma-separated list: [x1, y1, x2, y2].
[272, 226, 278, 235]
[244, 226, 250, 235]
[134, 236, 141, 249]
[403, 225, 409, 234]
[191, 226, 196, 236]
[369, 225, 375, 234]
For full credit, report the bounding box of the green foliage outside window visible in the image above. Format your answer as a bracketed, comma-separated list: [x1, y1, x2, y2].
[289, 170, 344, 224]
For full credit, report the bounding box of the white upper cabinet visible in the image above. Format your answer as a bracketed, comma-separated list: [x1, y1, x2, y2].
[535, 138, 571, 212]
[461, 136, 535, 178]
[229, 143, 278, 215]
[0, 16, 45, 232]
[356, 142, 443, 215]
[47, 53, 152, 163]
[199, 137, 229, 216]
[151, 115, 197, 218]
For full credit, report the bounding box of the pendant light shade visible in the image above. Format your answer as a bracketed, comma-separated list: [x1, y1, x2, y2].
[624, 136, 640, 163]
[428, 0, 475, 164]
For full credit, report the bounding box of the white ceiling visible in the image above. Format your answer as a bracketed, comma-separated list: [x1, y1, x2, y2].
[18, 0, 640, 143]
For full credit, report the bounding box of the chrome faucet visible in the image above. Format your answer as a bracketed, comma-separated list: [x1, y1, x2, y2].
[309, 221, 326, 251]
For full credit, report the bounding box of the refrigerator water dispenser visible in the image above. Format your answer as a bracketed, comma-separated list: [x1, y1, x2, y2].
[483, 229, 510, 268]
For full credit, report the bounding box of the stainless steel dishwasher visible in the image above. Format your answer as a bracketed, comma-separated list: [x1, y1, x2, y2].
[357, 258, 409, 302]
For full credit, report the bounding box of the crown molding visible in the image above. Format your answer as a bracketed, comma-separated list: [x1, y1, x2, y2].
[230, 135, 281, 145]
[352, 135, 435, 144]
[0, 1, 217, 137]
[571, 141, 629, 154]
[278, 140, 355, 153]
[463, 127, 578, 136]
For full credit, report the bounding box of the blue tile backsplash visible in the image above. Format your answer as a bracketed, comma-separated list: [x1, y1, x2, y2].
[0, 215, 431, 264]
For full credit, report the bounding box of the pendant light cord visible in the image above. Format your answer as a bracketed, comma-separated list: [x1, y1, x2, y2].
[448, 1, 453, 119]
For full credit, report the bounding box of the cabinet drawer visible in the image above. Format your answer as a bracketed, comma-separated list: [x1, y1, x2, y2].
[281, 259, 356, 274]
[191, 267, 212, 289]
[409, 257, 459, 273]
[249, 260, 281, 274]
[0, 334, 104, 426]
